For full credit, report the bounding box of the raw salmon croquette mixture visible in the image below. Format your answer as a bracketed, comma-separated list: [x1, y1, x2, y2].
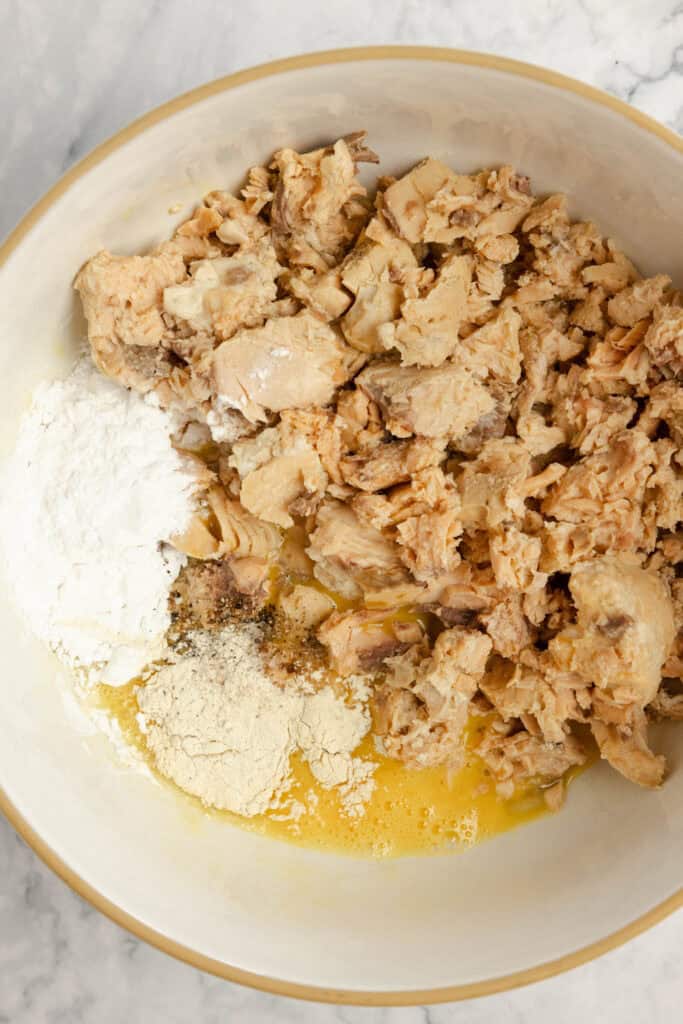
[70, 132, 682, 845]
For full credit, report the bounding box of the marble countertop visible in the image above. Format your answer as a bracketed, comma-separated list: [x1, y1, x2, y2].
[1, 0, 681, 1020]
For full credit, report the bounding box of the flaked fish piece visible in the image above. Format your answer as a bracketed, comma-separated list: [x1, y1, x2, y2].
[465, 257, 506, 325]
[317, 608, 416, 676]
[162, 238, 282, 341]
[340, 437, 445, 492]
[550, 556, 676, 708]
[279, 407, 346, 485]
[480, 595, 533, 658]
[645, 438, 683, 534]
[278, 584, 336, 631]
[554, 393, 638, 456]
[285, 266, 352, 321]
[475, 232, 519, 263]
[396, 496, 463, 582]
[228, 421, 328, 529]
[581, 322, 651, 395]
[172, 484, 282, 561]
[570, 286, 607, 334]
[378, 254, 472, 366]
[580, 242, 638, 294]
[339, 215, 420, 353]
[540, 430, 655, 567]
[489, 526, 546, 593]
[175, 204, 224, 239]
[484, 648, 591, 739]
[356, 360, 495, 442]
[335, 387, 385, 453]
[75, 246, 187, 391]
[457, 307, 522, 386]
[269, 133, 376, 268]
[307, 500, 410, 599]
[521, 193, 570, 236]
[384, 160, 532, 246]
[530, 217, 605, 296]
[203, 191, 269, 247]
[643, 302, 683, 377]
[607, 274, 671, 328]
[591, 703, 666, 788]
[516, 412, 567, 457]
[374, 628, 492, 768]
[542, 426, 655, 519]
[230, 411, 344, 484]
[240, 447, 327, 529]
[639, 380, 683, 447]
[457, 438, 531, 529]
[383, 157, 459, 243]
[352, 465, 465, 582]
[353, 465, 454, 528]
[212, 310, 363, 422]
[425, 563, 502, 622]
[477, 718, 586, 798]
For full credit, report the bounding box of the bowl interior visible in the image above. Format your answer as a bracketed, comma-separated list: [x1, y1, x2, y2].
[1, 54, 681, 997]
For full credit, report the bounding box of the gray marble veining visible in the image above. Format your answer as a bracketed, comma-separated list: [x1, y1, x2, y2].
[1, 1, 682, 1020]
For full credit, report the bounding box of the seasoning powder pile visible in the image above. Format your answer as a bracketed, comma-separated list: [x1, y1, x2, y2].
[137, 625, 376, 818]
[0, 358, 196, 684]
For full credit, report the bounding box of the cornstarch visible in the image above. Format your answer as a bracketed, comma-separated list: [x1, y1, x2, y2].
[0, 358, 196, 684]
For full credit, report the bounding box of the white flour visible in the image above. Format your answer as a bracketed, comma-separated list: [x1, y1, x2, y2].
[137, 625, 376, 818]
[0, 358, 196, 684]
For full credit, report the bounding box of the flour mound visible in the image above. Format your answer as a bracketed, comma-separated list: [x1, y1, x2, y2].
[137, 625, 376, 817]
[0, 358, 196, 684]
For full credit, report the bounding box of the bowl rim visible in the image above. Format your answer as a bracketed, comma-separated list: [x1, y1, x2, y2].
[1, 45, 681, 1006]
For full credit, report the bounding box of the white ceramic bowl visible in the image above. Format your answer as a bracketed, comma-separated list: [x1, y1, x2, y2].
[1, 48, 681, 1005]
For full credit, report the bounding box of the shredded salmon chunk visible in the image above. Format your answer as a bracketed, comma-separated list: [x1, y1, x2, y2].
[477, 718, 586, 798]
[356, 360, 495, 443]
[172, 483, 282, 562]
[374, 629, 492, 768]
[317, 608, 417, 676]
[212, 311, 363, 422]
[550, 557, 675, 708]
[269, 133, 377, 269]
[339, 214, 420, 353]
[76, 134, 683, 797]
[75, 247, 188, 393]
[340, 437, 445, 492]
[162, 238, 282, 341]
[306, 500, 410, 599]
[378, 254, 472, 366]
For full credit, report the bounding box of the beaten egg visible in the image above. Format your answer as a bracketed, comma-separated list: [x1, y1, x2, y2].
[95, 681, 587, 857]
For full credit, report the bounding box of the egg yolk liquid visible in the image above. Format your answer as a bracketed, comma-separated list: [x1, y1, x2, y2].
[95, 681, 587, 857]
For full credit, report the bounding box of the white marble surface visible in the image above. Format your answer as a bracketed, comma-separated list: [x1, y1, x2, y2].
[1, 0, 681, 1019]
